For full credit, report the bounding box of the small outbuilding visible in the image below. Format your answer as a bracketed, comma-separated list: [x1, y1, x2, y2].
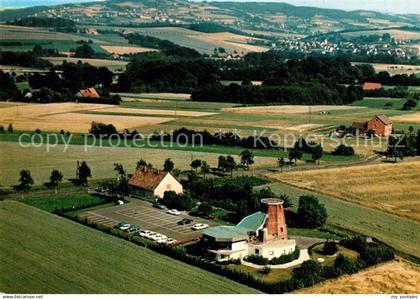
[363, 82, 382, 91]
[128, 167, 183, 201]
[76, 87, 100, 98]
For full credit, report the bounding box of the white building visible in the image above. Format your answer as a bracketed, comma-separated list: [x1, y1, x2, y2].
[203, 199, 296, 262]
[128, 167, 183, 201]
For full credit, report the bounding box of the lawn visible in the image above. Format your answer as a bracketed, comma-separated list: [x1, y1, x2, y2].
[258, 181, 420, 259]
[350, 97, 407, 110]
[0, 201, 259, 294]
[22, 193, 108, 212]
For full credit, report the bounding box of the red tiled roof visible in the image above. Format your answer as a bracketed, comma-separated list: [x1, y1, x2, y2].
[128, 168, 167, 191]
[79, 87, 99, 98]
[375, 114, 392, 125]
[363, 82, 382, 91]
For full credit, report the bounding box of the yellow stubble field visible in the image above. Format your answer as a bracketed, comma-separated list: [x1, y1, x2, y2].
[266, 160, 420, 221]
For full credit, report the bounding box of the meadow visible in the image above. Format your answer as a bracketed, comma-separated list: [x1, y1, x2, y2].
[266, 160, 420, 222]
[295, 260, 420, 294]
[0, 201, 259, 294]
[260, 181, 420, 258]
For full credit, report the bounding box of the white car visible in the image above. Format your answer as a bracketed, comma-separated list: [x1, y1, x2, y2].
[156, 236, 169, 244]
[165, 238, 177, 245]
[192, 223, 209, 230]
[151, 233, 167, 241]
[139, 230, 153, 238]
[145, 232, 159, 240]
[167, 209, 181, 216]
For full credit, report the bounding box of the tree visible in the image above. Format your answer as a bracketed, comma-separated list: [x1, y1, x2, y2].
[311, 144, 323, 164]
[402, 98, 417, 110]
[49, 169, 63, 194]
[113, 163, 126, 178]
[74, 44, 95, 58]
[136, 159, 152, 169]
[278, 157, 285, 172]
[7, 123, 13, 133]
[200, 161, 211, 178]
[77, 161, 92, 185]
[240, 150, 255, 170]
[334, 254, 357, 275]
[218, 155, 227, 170]
[16, 169, 34, 192]
[32, 44, 43, 57]
[288, 148, 302, 164]
[292, 260, 323, 287]
[279, 193, 293, 208]
[190, 159, 202, 173]
[197, 202, 213, 215]
[163, 158, 174, 172]
[225, 155, 236, 177]
[297, 195, 327, 228]
[160, 190, 196, 211]
[0, 125, 4, 133]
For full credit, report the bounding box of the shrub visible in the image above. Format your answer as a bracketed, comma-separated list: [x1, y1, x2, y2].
[333, 254, 357, 275]
[333, 144, 355, 156]
[269, 247, 300, 265]
[244, 254, 269, 265]
[34, 128, 41, 134]
[0, 125, 4, 133]
[323, 241, 338, 255]
[259, 266, 272, 274]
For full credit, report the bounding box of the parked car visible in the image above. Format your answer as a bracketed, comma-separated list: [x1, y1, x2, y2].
[151, 233, 167, 241]
[192, 223, 209, 230]
[177, 218, 193, 225]
[117, 200, 124, 205]
[139, 230, 153, 238]
[115, 221, 131, 231]
[165, 238, 177, 245]
[126, 225, 139, 233]
[156, 236, 169, 243]
[146, 232, 159, 240]
[167, 209, 181, 216]
[153, 202, 167, 209]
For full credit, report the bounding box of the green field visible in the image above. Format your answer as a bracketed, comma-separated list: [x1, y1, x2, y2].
[350, 98, 408, 110]
[0, 201, 259, 294]
[22, 193, 108, 212]
[260, 181, 420, 259]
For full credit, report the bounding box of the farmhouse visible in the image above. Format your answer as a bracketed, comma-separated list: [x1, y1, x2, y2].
[352, 114, 393, 136]
[202, 198, 296, 262]
[76, 87, 100, 99]
[128, 167, 183, 201]
[363, 82, 382, 91]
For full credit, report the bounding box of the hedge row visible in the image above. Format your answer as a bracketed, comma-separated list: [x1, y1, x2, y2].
[67, 214, 394, 294]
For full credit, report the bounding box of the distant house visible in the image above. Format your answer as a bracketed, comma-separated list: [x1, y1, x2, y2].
[76, 87, 100, 99]
[363, 82, 382, 91]
[352, 114, 392, 136]
[128, 167, 183, 201]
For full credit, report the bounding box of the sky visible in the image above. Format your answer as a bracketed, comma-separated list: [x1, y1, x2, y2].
[0, 0, 418, 14]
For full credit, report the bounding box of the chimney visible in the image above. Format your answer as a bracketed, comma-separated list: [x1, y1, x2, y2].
[261, 198, 288, 242]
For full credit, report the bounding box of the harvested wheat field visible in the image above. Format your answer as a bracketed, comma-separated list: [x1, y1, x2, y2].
[390, 112, 420, 124]
[100, 45, 157, 54]
[296, 261, 420, 294]
[266, 160, 420, 221]
[0, 103, 174, 133]
[90, 107, 217, 117]
[46, 57, 128, 70]
[223, 105, 367, 115]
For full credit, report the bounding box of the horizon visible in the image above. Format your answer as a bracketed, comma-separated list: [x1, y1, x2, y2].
[0, 0, 418, 14]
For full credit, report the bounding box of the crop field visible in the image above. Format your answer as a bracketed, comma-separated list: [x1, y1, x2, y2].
[100, 45, 157, 54]
[88, 107, 217, 117]
[266, 160, 420, 222]
[350, 97, 408, 109]
[0, 142, 276, 187]
[260, 181, 420, 258]
[223, 105, 367, 115]
[0, 103, 175, 132]
[352, 62, 420, 75]
[0, 201, 259, 294]
[45, 57, 128, 71]
[390, 112, 420, 124]
[118, 92, 192, 101]
[295, 261, 420, 294]
[91, 25, 269, 54]
[342, 29, 420, 40]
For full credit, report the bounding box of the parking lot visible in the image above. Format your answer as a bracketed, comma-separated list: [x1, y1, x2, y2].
[78, 199, 217, 241]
